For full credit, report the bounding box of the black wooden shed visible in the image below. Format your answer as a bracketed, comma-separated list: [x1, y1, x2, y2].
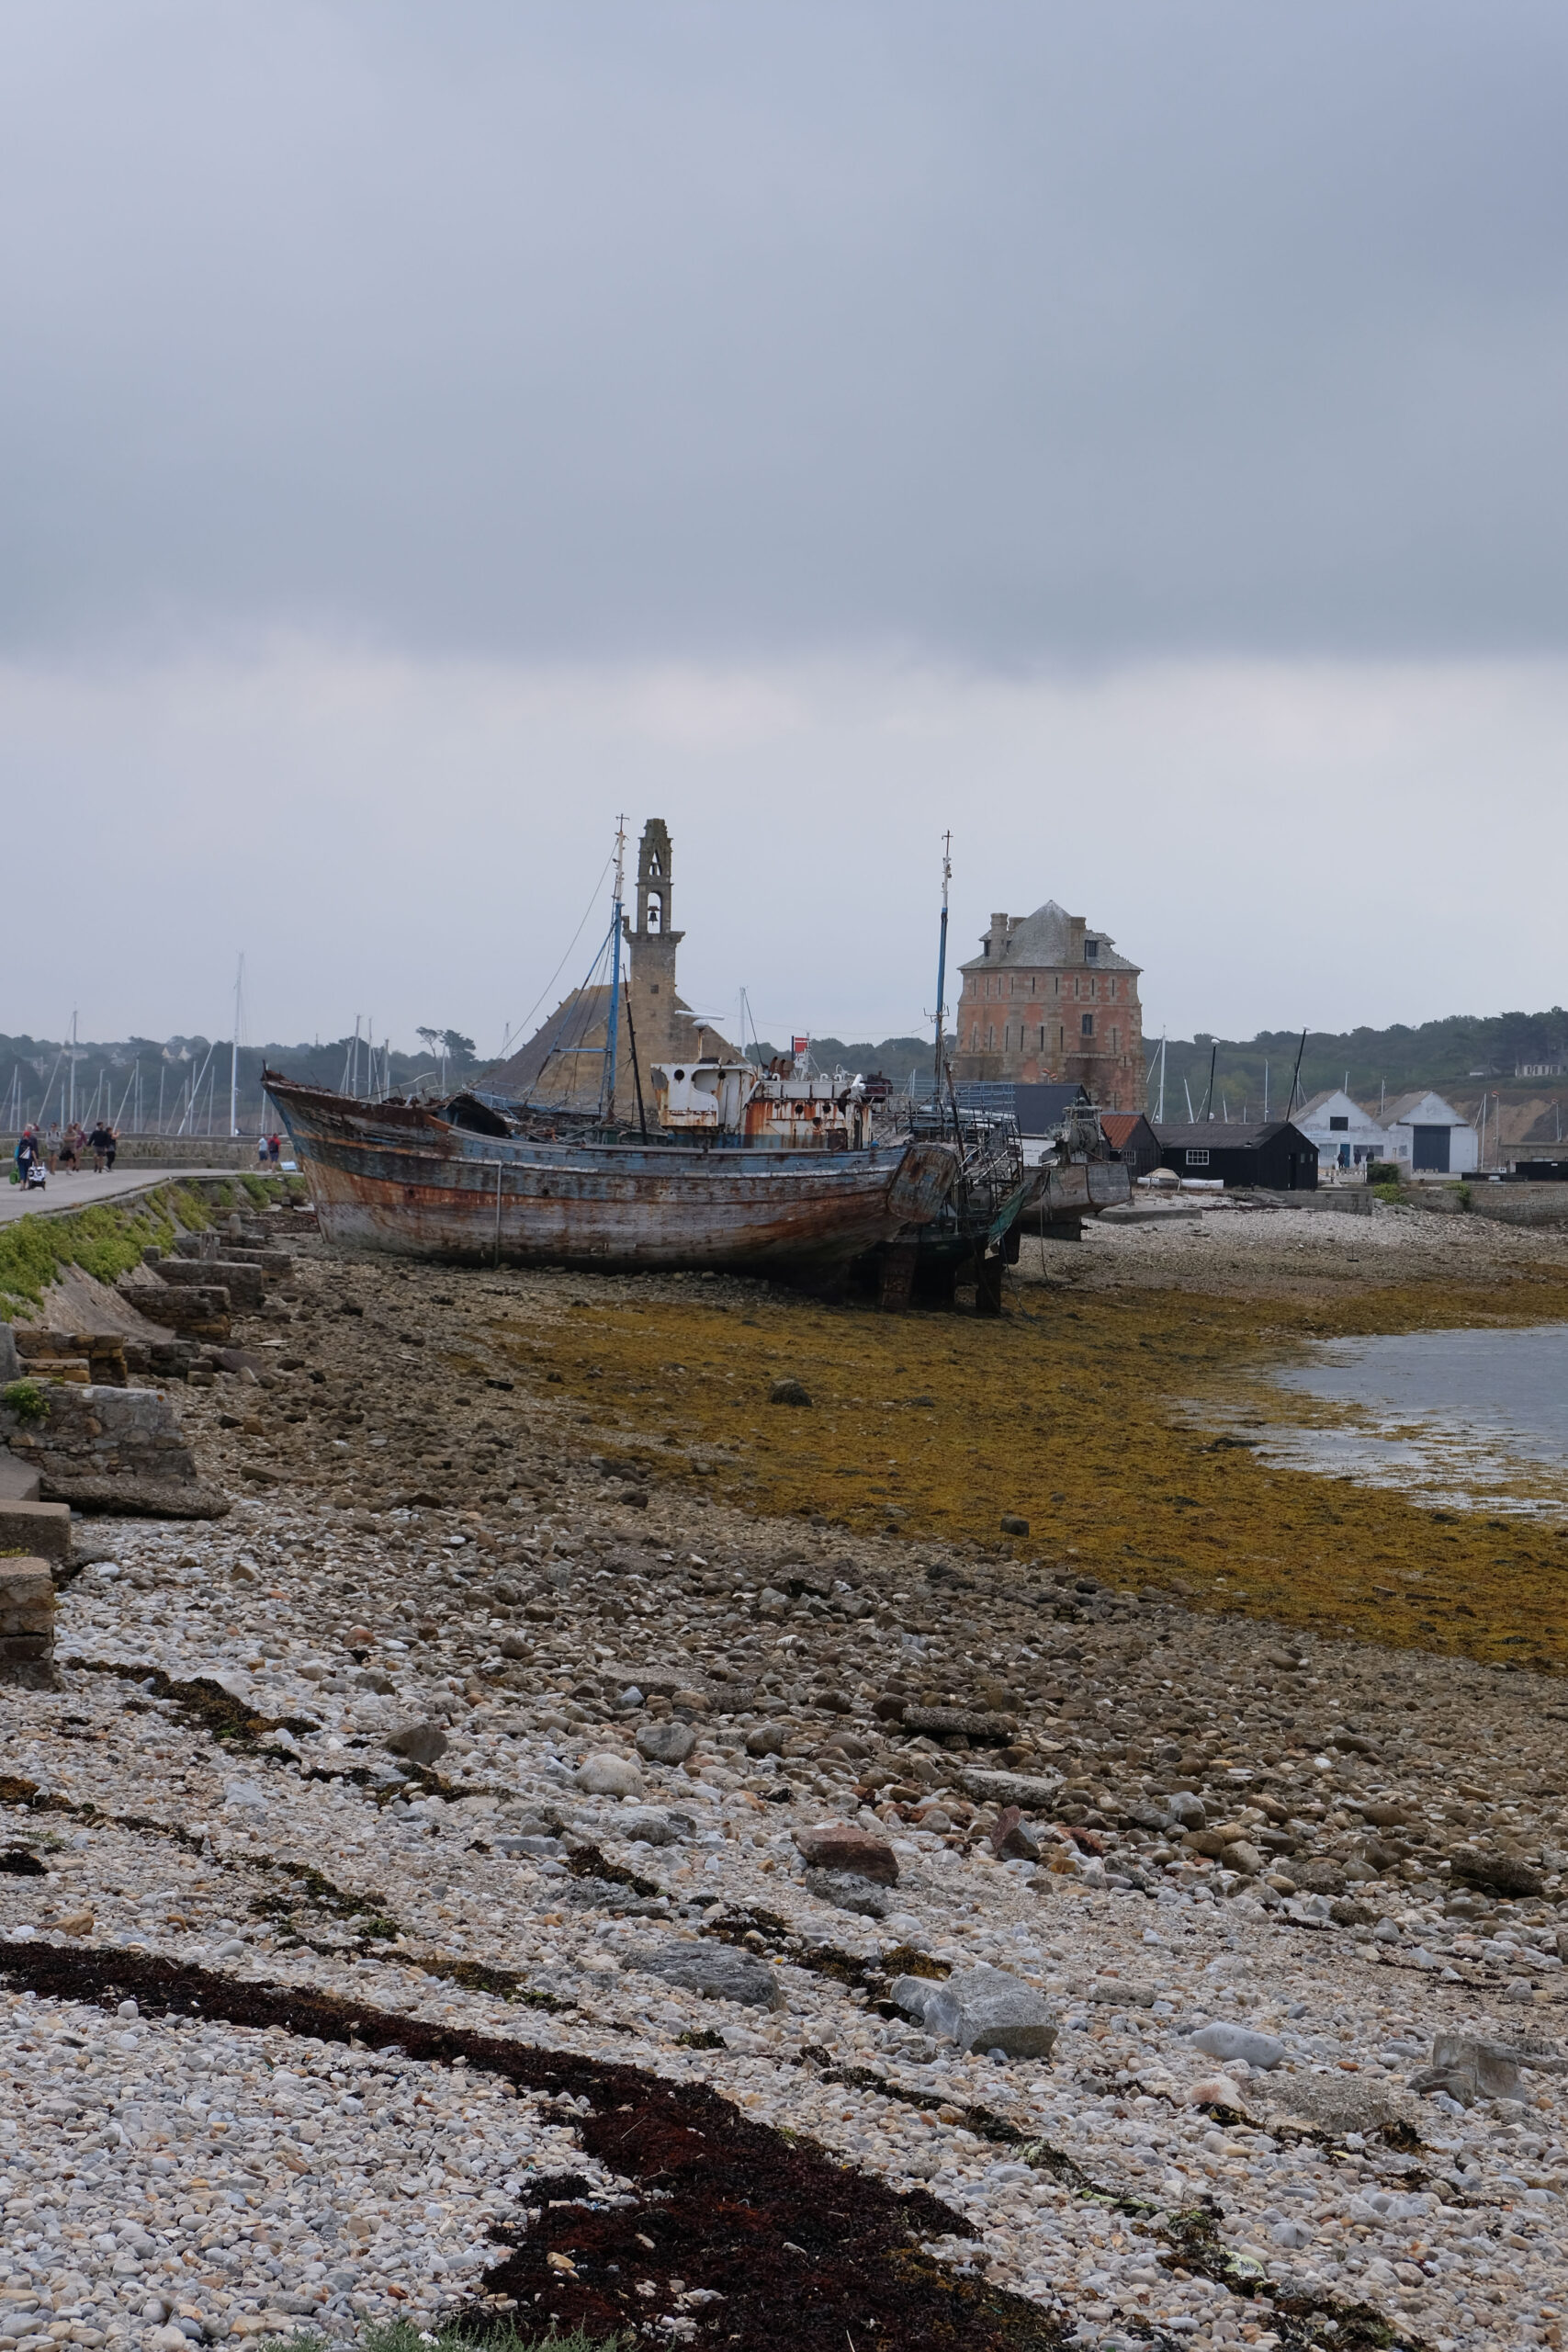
[1150, 1120, 1318, 1191]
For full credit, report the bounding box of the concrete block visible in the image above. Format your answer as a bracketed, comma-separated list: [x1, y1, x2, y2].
[155, 1258, 265, 1311]
[0, 1498, 71, 1560]
[0, 1555, 55, 1687]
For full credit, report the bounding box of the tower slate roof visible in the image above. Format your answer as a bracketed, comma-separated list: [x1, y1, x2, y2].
[958, 899, 1137, 973]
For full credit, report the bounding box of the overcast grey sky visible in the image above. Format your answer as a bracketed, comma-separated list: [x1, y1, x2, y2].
[4, 3, 1567, 1050]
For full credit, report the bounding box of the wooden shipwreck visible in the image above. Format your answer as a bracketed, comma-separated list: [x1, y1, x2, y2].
[263, 1073, 958, 1280]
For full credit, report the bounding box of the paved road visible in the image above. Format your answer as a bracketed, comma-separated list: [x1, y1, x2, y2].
[0, 1165, 245, 1228]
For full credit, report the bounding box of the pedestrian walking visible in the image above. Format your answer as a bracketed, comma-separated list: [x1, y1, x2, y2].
[267, 1133, 282, 1166]
[44, 1120, 62, 1174]
[256, 1134, 269, 1168]
[89, 1120, 114, 1172]
[58, 1124, 81, 1172]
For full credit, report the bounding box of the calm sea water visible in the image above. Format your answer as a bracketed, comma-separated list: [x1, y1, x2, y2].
[1235, 1324, 1568, 1517]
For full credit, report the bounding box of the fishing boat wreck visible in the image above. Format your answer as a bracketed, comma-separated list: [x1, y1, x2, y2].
[263, 1069, 957, 1280]
[265, 821, 961, 1281]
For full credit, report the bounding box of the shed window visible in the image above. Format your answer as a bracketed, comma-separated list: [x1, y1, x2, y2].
[1081, 1013, 1094, 1036]
[1186, 1148, 1210, 1167]
[1329, 1115, 1348, 1132]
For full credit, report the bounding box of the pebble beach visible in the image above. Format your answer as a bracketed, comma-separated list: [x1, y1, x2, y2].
[6, 1199, 1568, 2350]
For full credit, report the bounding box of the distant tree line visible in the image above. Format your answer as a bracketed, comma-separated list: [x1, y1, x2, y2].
[10, 1005, 1562, 1134]
[1151, 1008, 1568, 1122]
[0, 1031, 483, 1135]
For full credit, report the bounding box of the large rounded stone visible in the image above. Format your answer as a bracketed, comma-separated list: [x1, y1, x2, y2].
[637, 1721, 697, 1766]
[577, 1751, 645, 1797]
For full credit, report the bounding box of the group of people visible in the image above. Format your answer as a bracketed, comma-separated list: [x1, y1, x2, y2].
[256, 1132, 283, 1166]
[11, 1120, 120, 1187]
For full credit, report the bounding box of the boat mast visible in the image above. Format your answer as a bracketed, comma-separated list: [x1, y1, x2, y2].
[229, 953, 244, 1136]
[933, 831, 952, 1114]
[603, 815, 627, 1121]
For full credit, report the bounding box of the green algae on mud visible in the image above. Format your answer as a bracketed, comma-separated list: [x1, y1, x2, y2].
[491, 1271, 1568, 1671]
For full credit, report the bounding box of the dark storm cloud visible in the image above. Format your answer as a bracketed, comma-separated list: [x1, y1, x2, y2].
[3, 0, 1567, 662]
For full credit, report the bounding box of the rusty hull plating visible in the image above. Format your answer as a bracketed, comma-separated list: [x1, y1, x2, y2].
[265, 1076, 957, 1275]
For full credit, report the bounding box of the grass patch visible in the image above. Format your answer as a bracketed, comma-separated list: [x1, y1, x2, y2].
[502, 1266, 1568, 1668]
[0, 1181, 220, 1317]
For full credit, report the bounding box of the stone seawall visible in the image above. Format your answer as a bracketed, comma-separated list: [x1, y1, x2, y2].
[0, 1135, 267, 1170]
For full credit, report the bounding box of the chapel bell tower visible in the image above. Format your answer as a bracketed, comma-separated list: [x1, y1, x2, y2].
[625, 819, 684, 1066]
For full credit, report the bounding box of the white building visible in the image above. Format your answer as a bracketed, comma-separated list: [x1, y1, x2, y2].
[1381, 1090, 1479, 1176]
[1297, 1089, 1390, 1175]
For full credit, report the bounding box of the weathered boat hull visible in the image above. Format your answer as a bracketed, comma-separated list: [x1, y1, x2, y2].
[1029, 1161, 1134, 1217]
[265, 1078, 957, 1275]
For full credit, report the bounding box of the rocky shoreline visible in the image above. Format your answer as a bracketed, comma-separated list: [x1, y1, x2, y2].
[5, 1208, 1568, 2350]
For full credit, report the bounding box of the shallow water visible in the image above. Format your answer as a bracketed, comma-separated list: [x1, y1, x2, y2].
[1226, 1323, 1568, 1518]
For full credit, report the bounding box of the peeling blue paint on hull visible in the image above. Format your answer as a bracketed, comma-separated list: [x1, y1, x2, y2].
[267, 1079, 957, 1275]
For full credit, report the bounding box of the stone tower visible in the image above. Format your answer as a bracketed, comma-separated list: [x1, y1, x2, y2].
[951, 899, 1145, 1112]
[625, 819, 685, 1069]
